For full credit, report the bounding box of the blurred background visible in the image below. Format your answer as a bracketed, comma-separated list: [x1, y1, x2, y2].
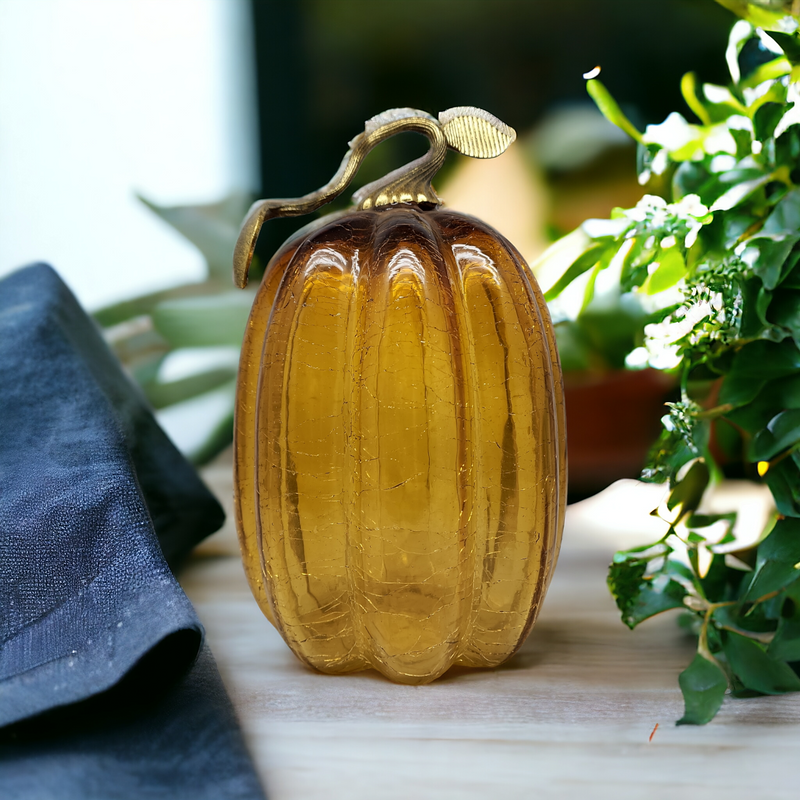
[0, 0, 738, 491]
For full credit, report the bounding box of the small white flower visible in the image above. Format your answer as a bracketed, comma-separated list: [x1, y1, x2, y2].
[649, 343, 682, 371]
[743, 80, 774, 108]
[710, 155, 737, 173]
[775, 82, 800, 139]
[704, 84, 735, 104]
[651, 148, 670, 176]
[685, 223, 702, 248]
[625, 347, 651, 369]
[777, 16, 799, 34]
[673, 194, 708, 218]
[703, 125, 738, 155]
[727, 115, 754, 133]
[643, 112, 696, 151]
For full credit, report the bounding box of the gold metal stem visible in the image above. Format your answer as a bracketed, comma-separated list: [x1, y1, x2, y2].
[233, 106, 516, 288]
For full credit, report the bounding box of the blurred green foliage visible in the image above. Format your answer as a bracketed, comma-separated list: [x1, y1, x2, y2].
[546, 12, 800, 724]
[94, 194, 256, 463]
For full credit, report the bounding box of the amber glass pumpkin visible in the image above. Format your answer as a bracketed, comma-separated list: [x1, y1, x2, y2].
[233, 108, 566, 684]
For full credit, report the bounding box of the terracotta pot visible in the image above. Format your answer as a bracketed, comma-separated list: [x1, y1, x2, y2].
[564, 369, 675, 499]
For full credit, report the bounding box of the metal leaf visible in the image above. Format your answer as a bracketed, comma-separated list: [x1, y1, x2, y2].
[438, 107, 516, 158]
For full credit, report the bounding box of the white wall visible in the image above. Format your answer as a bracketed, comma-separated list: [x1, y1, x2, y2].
[0, 0, 259, 309]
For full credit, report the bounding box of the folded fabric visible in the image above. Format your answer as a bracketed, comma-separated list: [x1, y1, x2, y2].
[0, 645, 265, 800]
[0, 264, 264, 798]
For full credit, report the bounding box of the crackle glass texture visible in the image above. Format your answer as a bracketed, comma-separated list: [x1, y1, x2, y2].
[234, 206, 566, 684]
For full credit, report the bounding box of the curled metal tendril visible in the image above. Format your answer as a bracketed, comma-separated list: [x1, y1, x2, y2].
[233, 106, 516, 288]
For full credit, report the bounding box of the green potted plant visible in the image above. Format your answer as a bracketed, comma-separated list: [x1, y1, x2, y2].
[93, 193, 256, 463]
[546, 264, 674, 499]
[542, 4, 800, 723]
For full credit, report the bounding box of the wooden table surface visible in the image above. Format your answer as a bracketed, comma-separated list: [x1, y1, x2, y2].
[181, 462, 800, 800]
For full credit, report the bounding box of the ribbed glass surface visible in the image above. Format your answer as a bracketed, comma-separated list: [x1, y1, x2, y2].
[234, 207, 566, 684]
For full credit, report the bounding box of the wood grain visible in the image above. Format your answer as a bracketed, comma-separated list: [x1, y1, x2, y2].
[181, 460, 799, 800]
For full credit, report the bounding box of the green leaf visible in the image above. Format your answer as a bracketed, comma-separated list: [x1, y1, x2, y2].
[580, 251, 611, 311]
[672, 161, 719, 204]
[642, 426, 699, 483]
[553, 322, 592, 372]
[642, 112, 705, 161]
[543, 242, 610, 301]
[768, 617, 800, 661]
[580, 217, 631, 240]
[131, 354, 165, 387]
[750, 409, 800, 461]
[762, 188, 800, 237]
[719, 375, 767, 407]
[151, 292, 254, 348]
[715, 2, 798, 34]
[701, 82, 749, 117]
[666, 558, 697, 583]
[747, 80, 790, 116]
[139, 193, 252, 281]
[712, 604, 774, 637]
[620, 236, 655, 291]
[784, 575, 800, 604]
[720, 212, 760, 251]
[781, 250, 800, 288]
[667, 460, 710, 513]
[764, 458, 800, 518]
[699, 551, 735, 600]
[623, 578, 687, 629]
[93, 280, 223, 328]
[757, 284, 774, 329]
[722, 340, 800, 388]
[727, 374, 800, 433]
[768, 577, 800, 659]
[532, 226, 595, 290]
[677, 654, 728, 726]
[768, 31, 800, 67]
[107, 325, 169, 367]
[722, 630, 800, 694]
[730, 127, 755, 158]
[744, 235, 800, 290]
[686, 512, 737, 530]
[190, 405, 235, 466]
[143, 367, 238, 410]
[745, 552, 800, 601]
[641, 245, 687, 295]
[157, 379, 236, 466]
[585, 79, 643, 144]
[681, 71, 712, 126]
[710, 173, 773, 212]
[724, 16, 754, 85]
[771, 288, 800, 343]
[736, 275, 769, 338]
[636, 142, 669, 184]
[776, 116, 800, 162]
[754, 102, 791, 142]
[574, 298, 649, 370]
[750, 517, 800, 581]
[778, 373, 800, 408]
[607, 557, 648, 630]
[740, 56, 793, 89]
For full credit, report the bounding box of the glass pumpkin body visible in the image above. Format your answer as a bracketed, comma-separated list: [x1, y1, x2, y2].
[234, 204, 566, 685]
